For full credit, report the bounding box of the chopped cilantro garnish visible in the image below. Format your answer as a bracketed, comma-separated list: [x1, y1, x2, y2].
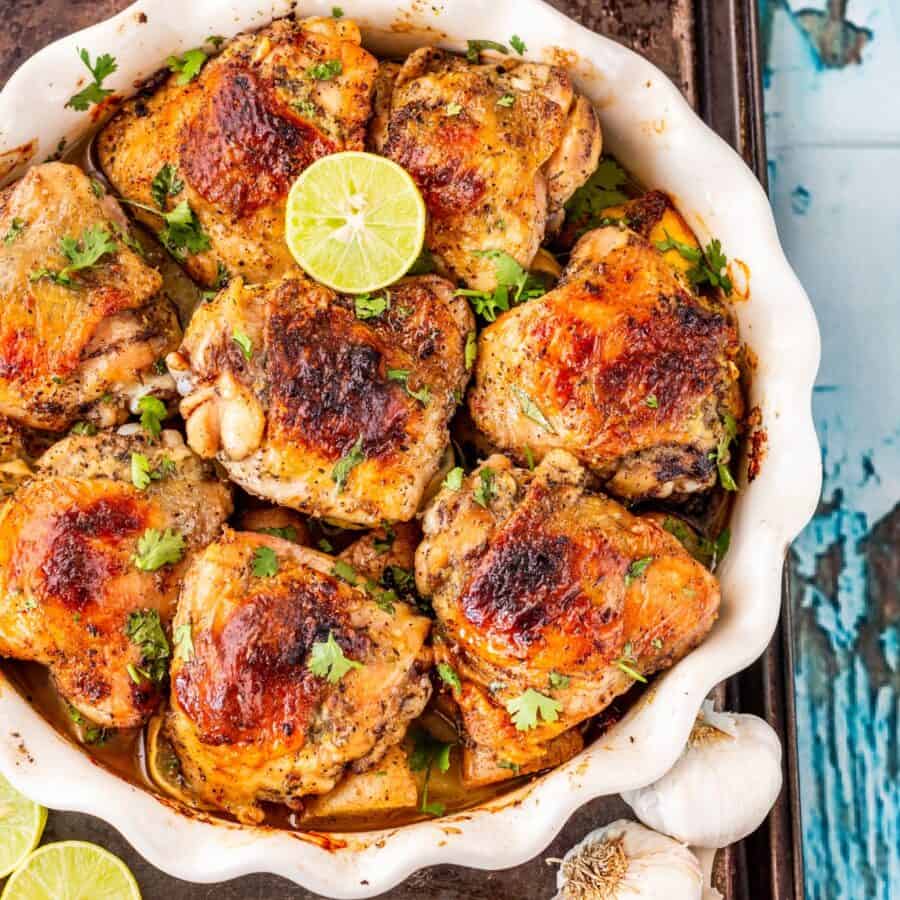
[496, 93, 515, 108]
[548, 671, 570, 690]
[167, 48, 208, 84]
[150, 164, 184, 210]
[510, 34, 527, 55]
[331, 559, 358, 585]
[331, 436, 365, 491]
[138, 395, 167, 439]
[473, 467, 495, 508]
[654, 230, 702, 261]
[257, 525, 298, 542]
[625, 556, 653, 588]
[466, 39, 508, 63]
[232, 328, 252, 361]
[67, 705, 108, 745]
[30, 224, 117, 287]
[645, 394, 659, 409]
[689, 239, 733, 296]
[332, 6, 344, 17]
[387, 368, 431, 406]
[3, 218, 25, 245]
[251, 546, 278, 577]
[446, 101, 462, 116]
[506, 688, 561, 731]
[70, 421, 97, 436]
[133, 527, 185, 571]
[612, 641, 647, 683]
[125, 609, 170, 682]
[158, 200, 210, 257]
[131, 452, 152, 489]
[711, 412, 739, 491]
[173, 623, 195, 661]
[308, 631, 363, 683]
[465, 331, 477, 370]
[308, 59, 343, 81]
[355, 291, 390, 319]
[408, 729, 453, 816]
[564, 157, 630, 235]
[455, 249, 545, 322]
[437, 662, 462, 694]
[317, 537, 334, 553]
[443, 466, 464, 491]
[66, 48, 117, 111]
[513, 386, 555, 433]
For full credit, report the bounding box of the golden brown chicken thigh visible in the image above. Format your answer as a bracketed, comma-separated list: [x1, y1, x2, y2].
[469, 226, 744, 501]
[168, 274, 474, 526]
[374, 48, 601, 290]
[166, 529, 433, 823]
[98, 16, 378, 287]
[0, 430, 231, 729]
[0, 162, 180, 431]
[415, 450, 720, 786]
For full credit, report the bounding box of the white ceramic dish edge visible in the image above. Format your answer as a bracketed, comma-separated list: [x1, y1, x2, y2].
[0, 1, 822, 896]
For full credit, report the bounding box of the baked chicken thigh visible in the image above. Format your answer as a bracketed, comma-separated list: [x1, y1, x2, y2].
[166, 529, 433, 823]
[415, 450, 720, 786]
[0, 162, 179, 431]
[469, 226, 744, 501]
[0, 430, 231, 728]
[98, 16, 378, 286]
[374, 48, 601, 290]
[168, 274, 474, 526]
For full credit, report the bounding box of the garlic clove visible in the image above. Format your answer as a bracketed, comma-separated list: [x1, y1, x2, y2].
[621, 703, 783, 849]
[552, 819, 703, 899]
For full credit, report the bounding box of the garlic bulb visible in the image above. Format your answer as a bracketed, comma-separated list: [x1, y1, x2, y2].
[552, 819, 703, 899]
[621, 701, 782, 848]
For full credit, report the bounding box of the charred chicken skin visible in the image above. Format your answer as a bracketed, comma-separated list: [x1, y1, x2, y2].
[168, 274, 474, 526]
[98, 16, 378, 287]
[166, 529, 433, 823]
[0, 430, 231, 728]
[0, 162, 180, 431]
[415, 450, 720, 786]
[374, 48, 601, 290]
[469, 226, 744, 501]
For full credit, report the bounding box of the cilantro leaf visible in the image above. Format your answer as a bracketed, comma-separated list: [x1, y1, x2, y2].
[257, 525, 298, 542]
[465, 331, 477, 370]
[167, 48, 208, 85]
[505, 688, 561, 731]
[443, 466, 464, 491]
[133, 528, 185, 571]
[331, 560, 358, 585]
[466, 39, 508, 63]
[712, 412, 739, 491]
[31, 224, 118, 286]
[496, 93, 515, 108]
[512, 386, 555, 433]
[387, 565, 415, 592]
[233, 329, 252, 361]
[564, 157, 630, 233]
[456, 250, 545, 322]
[332, 6, 344, 17]
[308, 59, 343, 81]
[150, 164, 184, 210]
[66, 48, 117, 111]
[125, 609, 171, 682]
[4, 218, 25, 245]
[625, 556, 653, 588]
[317, 537, 334, 553]
[510, 34, 527, 55]
[331, 436, 365, 492]
[308, 631, 363, 683]
[612, 641, 647, 683]
[548, 671, 570, 690]
[363, 579, 397, 614]
[654, 230, 702, 262]
[387, 368, 431, 406]
[69, 421, 97, 436]
[407, 729, 454, 816]
[67, 705, 108, 745]
[354, 292, 390, 319]
[131, 452, 152, 490]
[373, 526, 395, 555]
[437, 662, 461, 694]
[473, 467, 495, 508]
[158, 200, 211, 257]
[645, 394, 659, 409]
[446, 102, 462, 117]
[689, 238, 733, 296]
[138, 395, 167, 439]
[251, 546, 279, 578]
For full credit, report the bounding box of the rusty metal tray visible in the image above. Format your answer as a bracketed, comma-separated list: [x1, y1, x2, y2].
[0, 1, 800, 897]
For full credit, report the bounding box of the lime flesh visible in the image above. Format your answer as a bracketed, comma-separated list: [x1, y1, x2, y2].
[0, 775, 46, 880]
[1, 840, 141, 900]
[285, 151, 427, 294]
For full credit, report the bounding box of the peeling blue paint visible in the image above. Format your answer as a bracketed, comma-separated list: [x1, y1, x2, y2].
[764, 2, 899, 898]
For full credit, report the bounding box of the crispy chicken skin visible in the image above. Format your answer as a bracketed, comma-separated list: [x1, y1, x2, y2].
[375, 48, 601, 290]
[168, 274, 474, 526]
[97, 17, 378, 287]
[469, 226, 744, 501]
[166, 529, 433, 823]
[415, 451, 720, 786]
[0, 163, 180, 431]
[0, 430, 231, 728]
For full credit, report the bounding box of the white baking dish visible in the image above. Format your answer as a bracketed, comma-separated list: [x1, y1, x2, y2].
[0, 1, 821, 896]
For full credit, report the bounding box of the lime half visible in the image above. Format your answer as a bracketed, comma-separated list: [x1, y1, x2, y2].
[1, 841, 141, 900]
[285, 151, 426, 293]
[0, 774, 46, 879]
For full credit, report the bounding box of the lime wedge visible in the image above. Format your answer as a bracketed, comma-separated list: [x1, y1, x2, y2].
[285, 151, 426, 293]
[0, 775, 46, 879]
[1, 841, 141, 900]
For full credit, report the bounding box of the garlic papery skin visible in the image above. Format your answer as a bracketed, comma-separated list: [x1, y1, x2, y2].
[621, 701, 783, 849]
[552, 819, 703, 899]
